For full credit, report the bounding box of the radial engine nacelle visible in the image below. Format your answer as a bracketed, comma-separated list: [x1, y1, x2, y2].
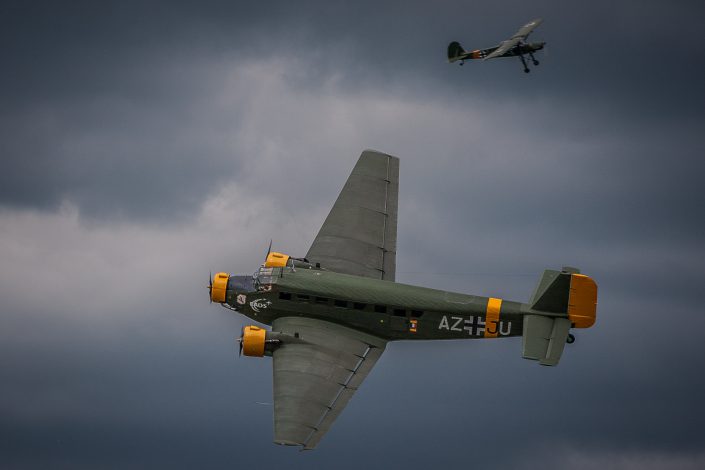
[265, 251, 318, 270]
[210, 272, 230, 303]
[238, 325, 280, 357]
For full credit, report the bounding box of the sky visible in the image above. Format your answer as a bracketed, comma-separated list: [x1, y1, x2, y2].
[1, 0, 705, 468]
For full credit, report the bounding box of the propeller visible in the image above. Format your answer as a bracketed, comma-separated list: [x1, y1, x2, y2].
[264, 239, 272, 264]
[208, 271, 213, 303]
[536, 39, 547, 58]
[236, 325, 245, 357]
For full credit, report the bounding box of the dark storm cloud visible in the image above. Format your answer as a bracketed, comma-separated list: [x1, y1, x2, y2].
[1, 1, 705, 469]
[2, 0, 704, 221]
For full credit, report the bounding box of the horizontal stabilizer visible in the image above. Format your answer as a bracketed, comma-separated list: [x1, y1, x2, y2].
[522, 315, 571, 366]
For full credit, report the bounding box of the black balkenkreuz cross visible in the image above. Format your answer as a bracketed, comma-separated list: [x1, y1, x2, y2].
[463, 316, 485, 336]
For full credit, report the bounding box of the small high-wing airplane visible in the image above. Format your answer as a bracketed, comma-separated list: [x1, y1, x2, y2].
[448, 18, 545, 73]
[209, 150, 597, 449]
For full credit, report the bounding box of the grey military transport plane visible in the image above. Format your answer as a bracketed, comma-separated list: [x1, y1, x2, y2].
[448, 18, 545, 73]
[209, 150, 597, 449]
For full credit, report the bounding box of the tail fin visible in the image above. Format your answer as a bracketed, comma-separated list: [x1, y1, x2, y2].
[523, 268, 598, 366]
[447, 41, 466, 63]
[529, 267, 598, 328]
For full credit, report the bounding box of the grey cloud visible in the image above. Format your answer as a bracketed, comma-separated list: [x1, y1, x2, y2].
[3, 1, 704, 222]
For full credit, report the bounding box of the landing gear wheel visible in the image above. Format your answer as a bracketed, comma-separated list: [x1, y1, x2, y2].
[533, 60, 539, 66]
[567, 334, 575, 344]
[519, 54, 530, 74]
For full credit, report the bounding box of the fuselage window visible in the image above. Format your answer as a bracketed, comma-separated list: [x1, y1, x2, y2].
[296, 294, 310, 301]
[410, 309, 424, 317]
[315, 297, 329, 304]
[279, 292, 292, 300]
[393, 308, 406, 317]
[353, 302, 366, 310]
[334, 299, 348, 308]
[374, 305, 387, 313]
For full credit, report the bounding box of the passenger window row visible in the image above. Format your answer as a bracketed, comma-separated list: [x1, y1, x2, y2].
[277, 291, 424, 317]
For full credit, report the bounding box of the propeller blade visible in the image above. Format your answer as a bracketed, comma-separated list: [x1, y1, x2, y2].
[237, 326, 245, 357]
[264, 239, 272, 263]
[208, 272, 213, 303]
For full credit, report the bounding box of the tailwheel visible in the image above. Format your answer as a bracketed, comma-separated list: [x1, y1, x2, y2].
[524, 68, 530, 73]
[533, 59, 539, 66]
[566, 334, 575, 344]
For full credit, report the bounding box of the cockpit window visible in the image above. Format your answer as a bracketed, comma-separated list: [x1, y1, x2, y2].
[253, 266, 276, 290]
[229, 275, 255, 292]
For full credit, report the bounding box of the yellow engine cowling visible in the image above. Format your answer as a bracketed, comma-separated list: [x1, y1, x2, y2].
[210, 272, 230, 303]
[264, 252, 290, 268]
[241, 325, 267, 357]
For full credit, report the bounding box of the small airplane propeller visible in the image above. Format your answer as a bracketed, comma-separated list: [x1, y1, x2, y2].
[208, 271, 213, 303]
[264, 239, 273, 264]
[236, 326, 245, 357]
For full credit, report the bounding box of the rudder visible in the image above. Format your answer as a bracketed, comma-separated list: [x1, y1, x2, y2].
[447, 41, 466, 62]
[522, 267, 598, 366]
[529, 267, 598, 328]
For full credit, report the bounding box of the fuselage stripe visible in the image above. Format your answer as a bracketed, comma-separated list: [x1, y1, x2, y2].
[484, 297, 503, 338]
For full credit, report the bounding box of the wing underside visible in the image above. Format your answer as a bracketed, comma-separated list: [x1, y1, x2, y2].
[306, 150, 399, 281]
[483, 38, 520, 60]
[271, 317, 387, 449]
[512, 18, 543, 40]
[484, 18, 543, 60]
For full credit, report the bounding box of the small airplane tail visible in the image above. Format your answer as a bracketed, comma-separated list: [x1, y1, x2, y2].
[447, 41, 466, 63]
[522, 267, 598, 366]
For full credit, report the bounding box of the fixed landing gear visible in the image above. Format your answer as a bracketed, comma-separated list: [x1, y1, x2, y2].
[519, 54, 530, 73]
[529, 51, 539, 66]
[519, 52, 540, 73]
[567, 334, 576, 344]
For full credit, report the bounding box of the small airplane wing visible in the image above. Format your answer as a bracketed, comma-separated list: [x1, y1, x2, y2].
[271, 316, 387, 449]
[306, 150, 399, 281]
[511, 18, 543, 41]
[483, 18, 543, 61]
[483, 37, 521, 60]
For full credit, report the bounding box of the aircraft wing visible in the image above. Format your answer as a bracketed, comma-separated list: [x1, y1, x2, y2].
[483, 18, 543, 61]
[271, 316, 387, 449]
[306, 150, 399, 281]
[512, 18, 543, 40]
[483, 38, 520, 60]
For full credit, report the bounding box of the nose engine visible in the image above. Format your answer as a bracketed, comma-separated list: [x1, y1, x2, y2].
[209, 272, 230, 303]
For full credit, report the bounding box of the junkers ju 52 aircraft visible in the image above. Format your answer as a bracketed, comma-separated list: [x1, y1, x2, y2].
[209, 150, 597, 449]
[448, 18, 545, 73]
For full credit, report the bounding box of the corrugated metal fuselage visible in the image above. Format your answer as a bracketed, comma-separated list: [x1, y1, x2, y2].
[226, 267, 531, 341]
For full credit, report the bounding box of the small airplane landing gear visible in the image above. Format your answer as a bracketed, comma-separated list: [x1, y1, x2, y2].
[567, 334, 575, 344]
[519, 54, 530, 73]
[529, 51, 539, 66]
